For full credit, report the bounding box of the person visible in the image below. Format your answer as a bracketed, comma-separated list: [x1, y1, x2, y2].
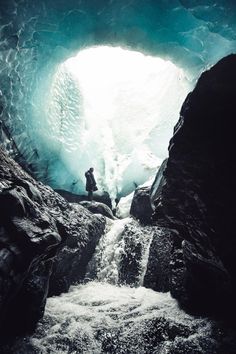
[85, 167, 97, 201]
[112, 197, 120, 217]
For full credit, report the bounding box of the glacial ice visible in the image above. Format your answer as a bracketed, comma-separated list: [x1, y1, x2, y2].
[1, 0, 236, 198]
[32, 46, 190, 198]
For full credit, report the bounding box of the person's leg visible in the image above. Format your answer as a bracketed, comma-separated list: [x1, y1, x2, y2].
[88, 190, 93, 201]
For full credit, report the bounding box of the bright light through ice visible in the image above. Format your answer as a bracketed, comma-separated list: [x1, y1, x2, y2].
[45, 46, 190, 198]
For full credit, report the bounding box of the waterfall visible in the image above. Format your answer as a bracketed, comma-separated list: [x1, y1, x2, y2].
[86, 218, 133, 284]
[86, 217, 155, 286]
[3, 216, 220, 354]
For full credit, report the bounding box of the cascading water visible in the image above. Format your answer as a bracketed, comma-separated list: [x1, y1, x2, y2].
[5, 217, 223, 354]
[86, 218, 134, 284]
[86, 217, 155, 286]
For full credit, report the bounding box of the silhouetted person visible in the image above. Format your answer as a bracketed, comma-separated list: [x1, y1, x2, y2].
[85, 167, 97, 201]
[113, 197, 120, 216]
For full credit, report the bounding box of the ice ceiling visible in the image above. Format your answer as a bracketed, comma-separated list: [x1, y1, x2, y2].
[0, 0, 236, 197]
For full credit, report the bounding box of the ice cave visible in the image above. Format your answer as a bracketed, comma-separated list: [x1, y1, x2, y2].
[1, 0, 236, 353]
[1, 0, 235, 199]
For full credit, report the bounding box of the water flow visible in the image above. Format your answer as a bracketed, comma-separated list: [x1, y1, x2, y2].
[86, 218, 155, 286]
[4, 218, 227, 354]
[86, 217, 132, 283]
[8, 282, 216, 354]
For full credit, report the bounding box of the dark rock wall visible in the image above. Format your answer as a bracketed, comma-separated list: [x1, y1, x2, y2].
[48, 204, 105, 296]
[143, 227, 172, 292]
[153, 54, 236, 316]
[0, 148, 105, 338]
[0, 148, 62, 337]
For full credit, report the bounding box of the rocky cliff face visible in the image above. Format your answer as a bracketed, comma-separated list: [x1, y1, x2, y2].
[153, 54, 236, 316]
[0, 148, 105, 339]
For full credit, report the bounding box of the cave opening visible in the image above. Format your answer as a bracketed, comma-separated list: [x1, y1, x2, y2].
[33, 45, 190, 200]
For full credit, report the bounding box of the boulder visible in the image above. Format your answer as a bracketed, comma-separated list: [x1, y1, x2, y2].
[130, 186, 153, 224]
[153, 55, 236, 316]
[118, 220, 153, 286]
[48, 205, 105, 296]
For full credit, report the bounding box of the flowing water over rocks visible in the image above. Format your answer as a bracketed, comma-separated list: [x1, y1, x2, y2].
[2, 218, 236, 354]
[3, 282, 219, 354]
[86, 217, 154, 286]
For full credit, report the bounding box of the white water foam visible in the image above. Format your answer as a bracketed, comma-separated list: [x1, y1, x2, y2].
[86, 217, 155, 287]
[86, 217, 132, 283]
[14, 282, 215, 354]
[5, 219, 222, 354]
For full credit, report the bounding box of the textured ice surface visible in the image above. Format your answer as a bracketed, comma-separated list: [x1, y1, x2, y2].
[33, 46, 189, 198]
[1, 0, 236, 196]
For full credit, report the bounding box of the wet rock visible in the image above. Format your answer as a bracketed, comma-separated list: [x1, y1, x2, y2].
[0, 148, 105, 338]
[48, 205, 105, 296]
[150, 158, 168, 208]
[153, 55, 236, 316]
[144, 227, 173, 292]
[79, 200, 114, 220]
[130, 186, 153, 224]
[118, 220, 155, 286]
[3, 260, 54, 338]
[169, 248, 188, 305]
[0, 152, 63, 337]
